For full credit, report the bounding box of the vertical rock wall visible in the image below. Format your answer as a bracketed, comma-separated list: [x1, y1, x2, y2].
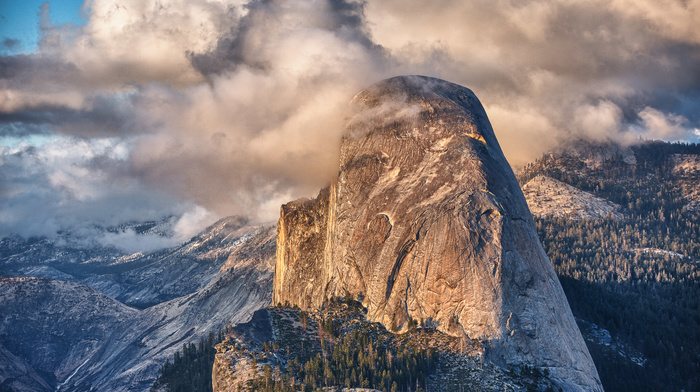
[274, 187, 330, 310]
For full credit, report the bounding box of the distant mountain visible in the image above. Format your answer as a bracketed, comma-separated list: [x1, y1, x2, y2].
[518, 140, 700, 392]
[0, 216, 177, 269]
[82, 216, 262, 308]
[0, 217, 276, 392]
[2, 216, 260, 308]
[0, 277, 138, 391]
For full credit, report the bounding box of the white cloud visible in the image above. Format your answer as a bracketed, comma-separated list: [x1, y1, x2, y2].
[573, 101, 623, 143]
[632, 107, 690, 141]
[0, 136, 185, 240]
[96, 229, 179, 254]
[173, 205, 215, 242]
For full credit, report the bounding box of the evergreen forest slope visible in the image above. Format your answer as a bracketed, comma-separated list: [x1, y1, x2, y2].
[518, 141, 700, 392]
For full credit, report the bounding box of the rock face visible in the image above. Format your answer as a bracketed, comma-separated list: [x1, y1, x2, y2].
[523, 175, 622, 220]
[274, 76, 603, 392]
[672, 154, 700, 213]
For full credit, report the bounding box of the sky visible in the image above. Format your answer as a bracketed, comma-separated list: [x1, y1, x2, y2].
[0, 0, 86, 54]
[1, 0, 699, 251]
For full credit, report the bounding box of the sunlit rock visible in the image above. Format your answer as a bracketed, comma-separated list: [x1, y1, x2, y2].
[274, 75, 603, 392]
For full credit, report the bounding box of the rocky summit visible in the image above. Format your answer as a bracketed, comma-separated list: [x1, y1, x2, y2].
[274, 75, 603, 392]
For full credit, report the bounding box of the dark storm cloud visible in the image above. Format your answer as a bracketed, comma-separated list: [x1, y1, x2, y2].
[0, 122, 48, 138]
[0, 54, 78, 83]
[528, 3, 700, 125]
[189, 0, 386, 77]
[0, 94, 140, 138]
[1, 38, 20, 50]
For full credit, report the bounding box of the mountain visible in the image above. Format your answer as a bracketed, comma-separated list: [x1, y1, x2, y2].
[518, 140, 700, 392]
[0, 277, 139, 391]
[274, 76, 602, 392]
[212, 299, 562, 392]
[0, 218, 276, 392]
[82, 216, 261, 308]
[522, 175, 622, 220]
[1, 216, 259, 309]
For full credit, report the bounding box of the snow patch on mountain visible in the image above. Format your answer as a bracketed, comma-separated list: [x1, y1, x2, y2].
[577, 319, 646, 367]
[632, 248, 698, 263]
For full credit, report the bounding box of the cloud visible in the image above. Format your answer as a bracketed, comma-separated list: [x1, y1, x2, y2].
[173, 206, 215, 242]
[631, 107, 692, 141]
[365, 0, 700, 162]
[0, 0, 392, 248]
[573, 101, 624, 143]
[113, 0, 393, 221]
[1, 0, 699, 250]
[0, 137, 212, 246]
[1, 38, 20, 50]
[95, 229, 180, 254]
[189, 0, 384, 76]
[0, 92, 141, 138]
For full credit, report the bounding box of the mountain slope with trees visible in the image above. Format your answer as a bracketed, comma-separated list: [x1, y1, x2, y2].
[209, 297, 561, 392]
[518, 140, 700, 392]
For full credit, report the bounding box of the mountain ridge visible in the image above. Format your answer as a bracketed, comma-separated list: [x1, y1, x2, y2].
[0, 218, 277, 391]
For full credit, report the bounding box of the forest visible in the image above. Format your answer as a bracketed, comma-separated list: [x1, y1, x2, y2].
[523, 141, 700, 392]
[151, 330, 226, 392]
[152, 299, 440, 392]
[242, 319, 437, 392]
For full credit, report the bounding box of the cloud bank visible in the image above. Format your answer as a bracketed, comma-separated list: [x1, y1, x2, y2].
[1, 0, 699, 249]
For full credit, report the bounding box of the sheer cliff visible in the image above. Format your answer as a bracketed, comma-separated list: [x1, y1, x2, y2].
[273, 75, 603, 392]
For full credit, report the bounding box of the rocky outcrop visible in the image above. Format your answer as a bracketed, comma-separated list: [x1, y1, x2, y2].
[672, 154, 700, 213]
[523, 175, 623, 220]
[274, 187, 331, 310]
[0, 344, 53, 392]
[212, 298, 564, 392]
[274, 75, 603, 392]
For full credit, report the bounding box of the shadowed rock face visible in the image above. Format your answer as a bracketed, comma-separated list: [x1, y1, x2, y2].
[274, 75, 603, 392]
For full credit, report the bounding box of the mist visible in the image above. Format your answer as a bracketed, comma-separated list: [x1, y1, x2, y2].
[1, 0, 699, 250]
